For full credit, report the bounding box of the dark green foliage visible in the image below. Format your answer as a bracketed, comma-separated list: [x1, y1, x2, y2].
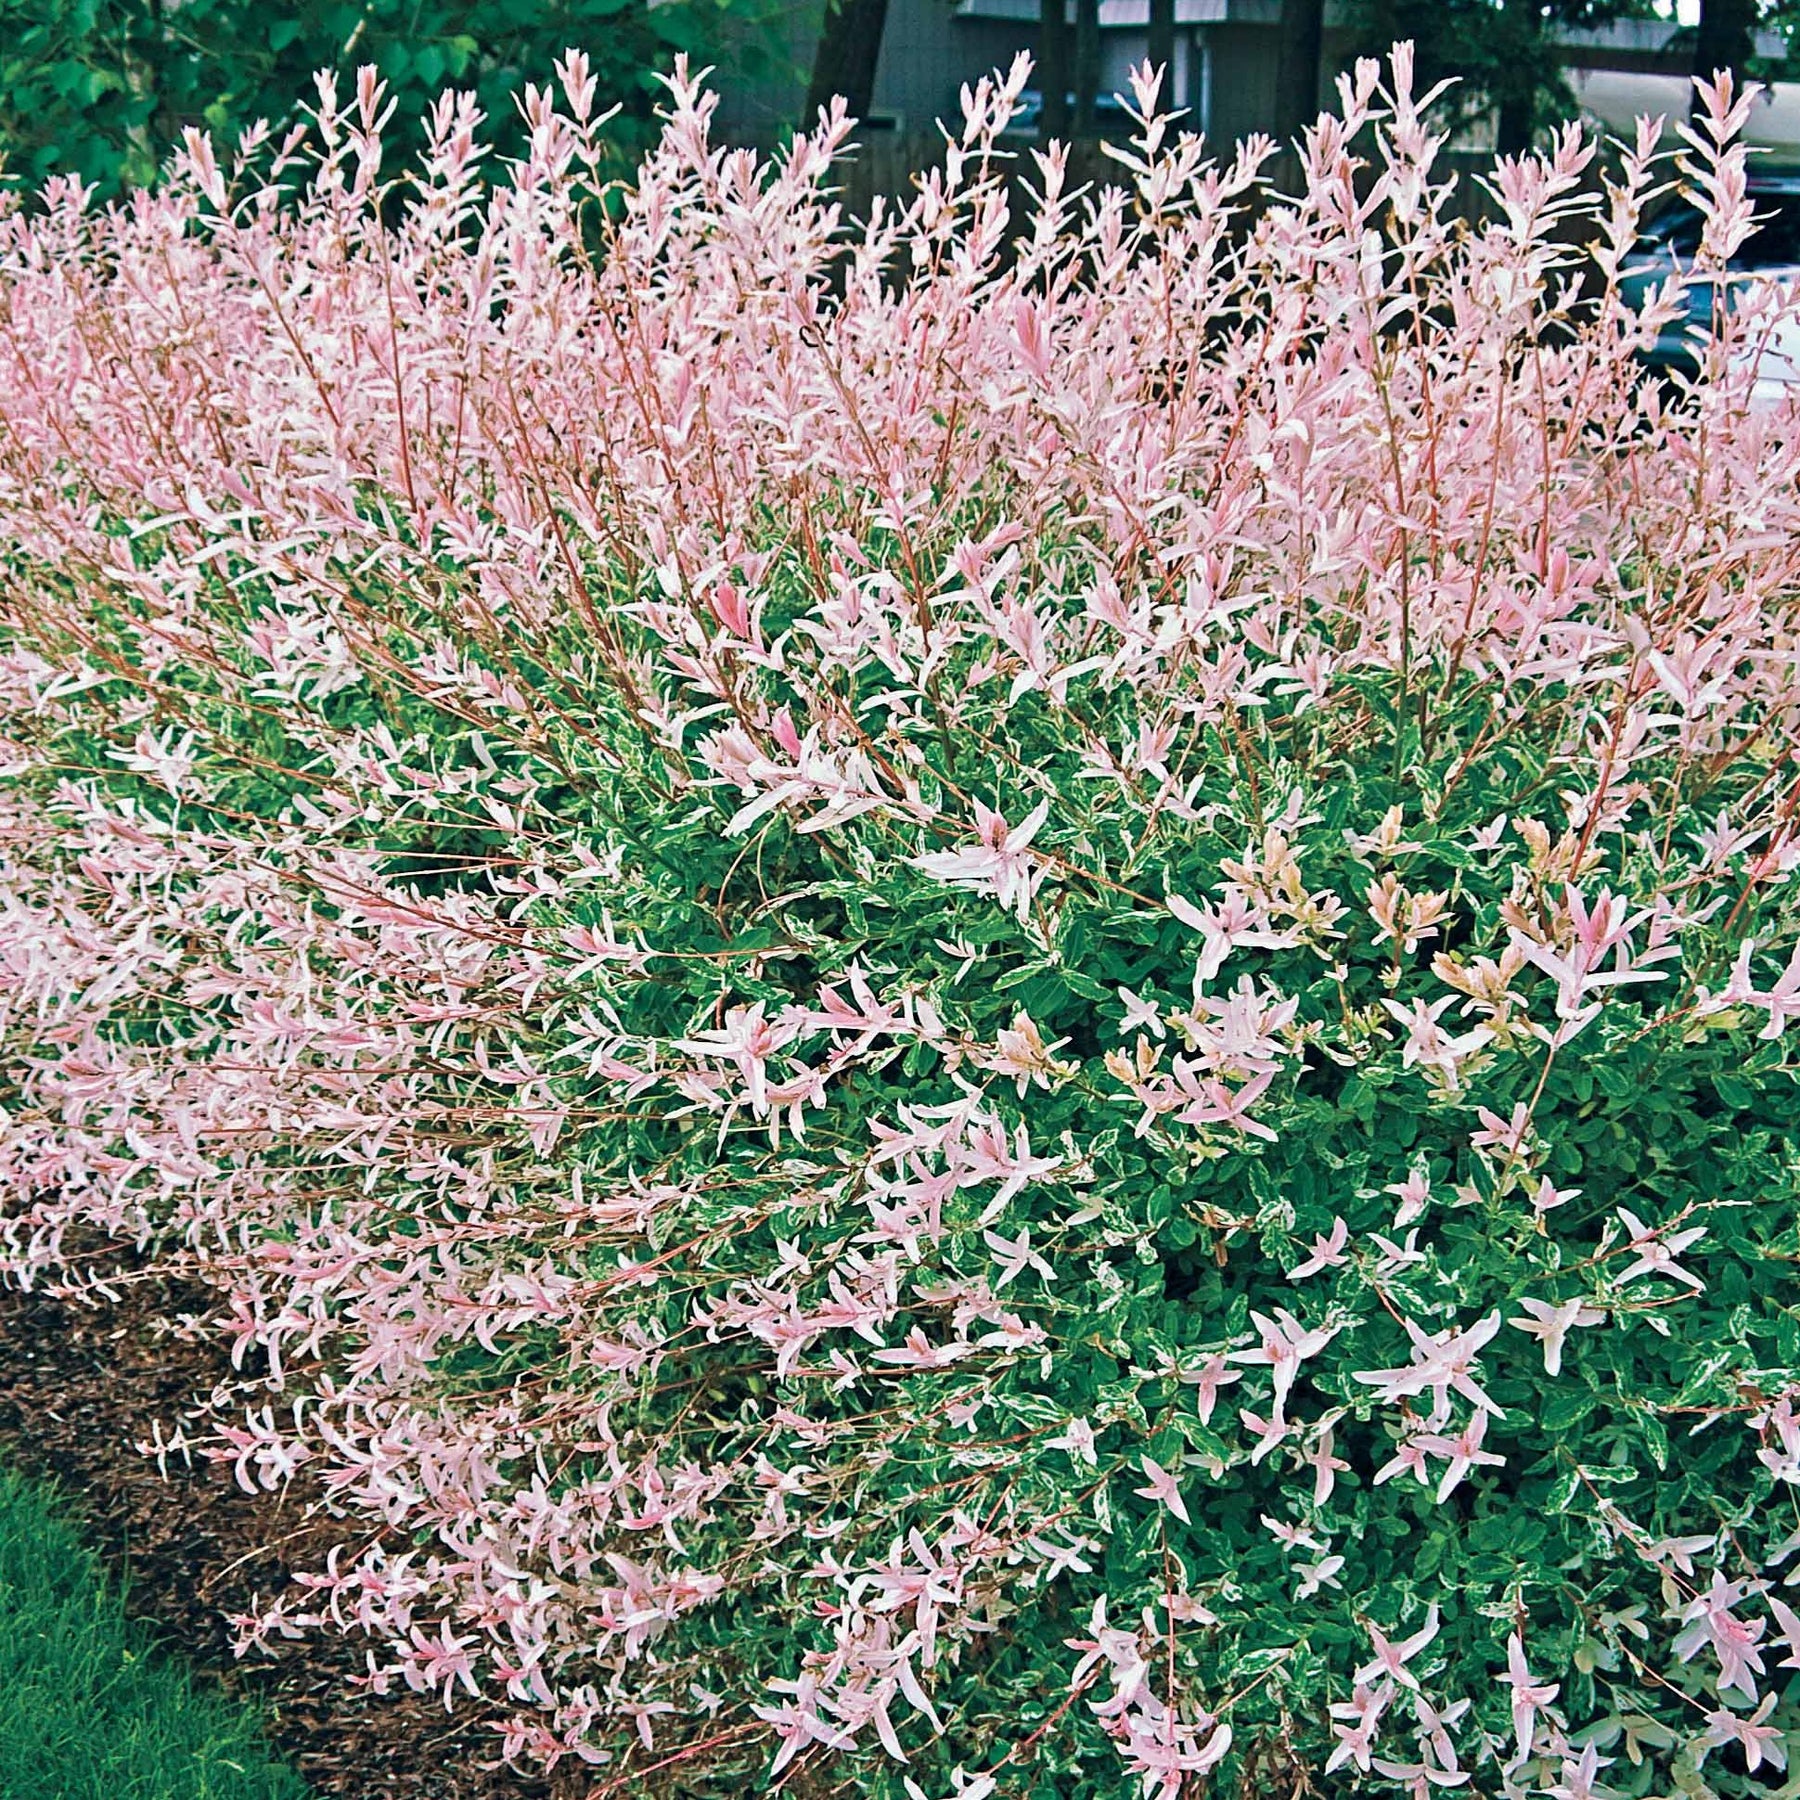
[1349, 0, 1666, 149]
[0, 0, 786, 199]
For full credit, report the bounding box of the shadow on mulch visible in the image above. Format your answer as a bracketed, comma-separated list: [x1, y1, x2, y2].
[0, 1271, 563, 1800]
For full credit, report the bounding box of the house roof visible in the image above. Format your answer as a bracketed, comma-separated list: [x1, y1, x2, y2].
[954, 0, 1785, 65]
[1559, 19, 1784, 61]
[955, 1, 1365, 21]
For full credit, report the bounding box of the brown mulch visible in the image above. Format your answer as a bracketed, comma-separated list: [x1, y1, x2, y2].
[0, 1270, 563, 1800]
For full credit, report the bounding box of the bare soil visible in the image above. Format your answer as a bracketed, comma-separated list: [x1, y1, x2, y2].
[0, 1270, 558, 1800]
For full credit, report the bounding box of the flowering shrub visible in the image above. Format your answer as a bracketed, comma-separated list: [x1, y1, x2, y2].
[3, 45, 1800, 1798]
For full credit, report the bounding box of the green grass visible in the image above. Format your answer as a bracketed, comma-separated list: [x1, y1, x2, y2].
[0, 1468, 305, 1799]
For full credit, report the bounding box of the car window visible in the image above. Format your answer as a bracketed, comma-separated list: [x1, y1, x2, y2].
[1633, 197, 1800, 267]
[1642, 203, 1705, 255]
[1737, 198, 1800, 267]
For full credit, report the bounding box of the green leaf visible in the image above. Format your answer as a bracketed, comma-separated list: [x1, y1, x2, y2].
[1541, 1388, 1600, 1433]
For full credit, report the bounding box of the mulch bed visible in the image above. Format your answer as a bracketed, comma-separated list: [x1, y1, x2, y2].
[0, 1269, 562, 1799]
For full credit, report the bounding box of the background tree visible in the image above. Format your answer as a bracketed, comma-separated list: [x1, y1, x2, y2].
[1073, 0, 1100, 134]
[804, 0, 890, 126]
[0, 0, 779, 200]
[1273, 0, 1328, 159]
[1494, 0, 1547, 153]
[1692, 0, 1760, 104]
[1350, 0, 1659, 153]
[1039, 0, 1071, 137]
[1148, 0, 1176, 100]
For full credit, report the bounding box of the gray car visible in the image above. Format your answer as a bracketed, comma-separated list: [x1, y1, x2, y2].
[1618, 174, 1800, 381]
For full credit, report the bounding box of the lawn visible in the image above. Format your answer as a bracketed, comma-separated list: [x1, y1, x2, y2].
[0, 1469, 303, 1800]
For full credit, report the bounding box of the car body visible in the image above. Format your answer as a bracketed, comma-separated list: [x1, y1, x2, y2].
[1735, 301, 1800, 406]
[1000, 89, 1135, 138]
[1618, 174, 1800, 399]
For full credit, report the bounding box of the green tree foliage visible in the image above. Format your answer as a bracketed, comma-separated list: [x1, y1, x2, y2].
[1350, 0, 1660, 151]
[1698, 0, 1800, 90]
[0, 0, 781, 199]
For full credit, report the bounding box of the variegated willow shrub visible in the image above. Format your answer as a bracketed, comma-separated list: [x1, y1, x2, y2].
[2, 41, 1800, 1800]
